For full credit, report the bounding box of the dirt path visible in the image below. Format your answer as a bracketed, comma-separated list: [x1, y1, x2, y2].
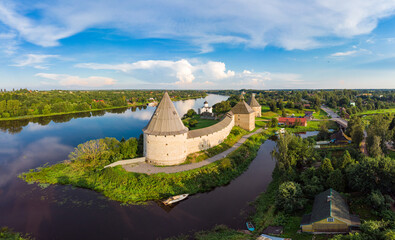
[121, 128, 263, 174]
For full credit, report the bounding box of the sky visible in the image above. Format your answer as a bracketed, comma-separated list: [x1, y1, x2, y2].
[1, 0, 395, 90]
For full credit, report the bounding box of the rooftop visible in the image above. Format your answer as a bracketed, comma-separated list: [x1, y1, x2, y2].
[143, 92, 188, 135]
[231, 100, 255, 114]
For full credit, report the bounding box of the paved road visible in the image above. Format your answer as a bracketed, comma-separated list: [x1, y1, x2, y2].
[321, 106, 348, 128]
[122, 128, 263, 174]
[321, 106, 369, 156]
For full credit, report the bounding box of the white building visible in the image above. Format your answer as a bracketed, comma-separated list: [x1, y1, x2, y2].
[198, 101, 213, 114]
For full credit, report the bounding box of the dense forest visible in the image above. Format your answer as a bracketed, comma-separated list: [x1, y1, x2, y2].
[0, 89, 207, 119]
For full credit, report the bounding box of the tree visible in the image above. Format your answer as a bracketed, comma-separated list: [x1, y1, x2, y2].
[69, 139, 110, 166]
[269, 100, 277, 112]
[184, 109, 197, 118]
[340, 150, 355, 169]
[317, 122, 330, 141]
[346, 157, 395, 194]
[189, 119, 198, 128]
[270, 117, 278, 128]
[0, 100, 6, 114]
[351, 123, 364, 146]
[370, 135, 383, 158]
[319, 158, 334, 177]
[276, 181, 307, 212]
[327, 169, 345, 192]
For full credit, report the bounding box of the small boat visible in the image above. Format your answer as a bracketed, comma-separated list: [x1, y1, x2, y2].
[162, 194, 189, 205]
[246, 222, 255, 231]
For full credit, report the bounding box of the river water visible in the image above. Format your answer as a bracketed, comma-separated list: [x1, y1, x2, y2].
[0, 94, 311, 240]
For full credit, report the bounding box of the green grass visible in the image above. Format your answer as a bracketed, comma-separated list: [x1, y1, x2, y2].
[20, 129, 275, 204]
[0, 227, 32, 240]
[259, 106, 328, 120]
[285, 120, 338, 133]
[386, 150, 395, 159]
[355, 108, 395, 116]
[183, 115, 219, 130]
[190, 118, 219, 130]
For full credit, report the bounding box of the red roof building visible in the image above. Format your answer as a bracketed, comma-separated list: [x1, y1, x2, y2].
[278, 117, 307, 127]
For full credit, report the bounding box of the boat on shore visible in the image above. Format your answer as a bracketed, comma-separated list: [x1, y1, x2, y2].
[162, 194, 189, 205]
[246, 222, 255, 231]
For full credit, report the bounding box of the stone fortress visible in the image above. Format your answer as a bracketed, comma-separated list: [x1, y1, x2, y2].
[143, 92, 261, 165]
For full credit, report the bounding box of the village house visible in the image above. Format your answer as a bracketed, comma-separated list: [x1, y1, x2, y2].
[304, 111, 314, 120]
[301, 189, 360, 233]
[330, 129, 352, 144]
[278, 117, 307, 127]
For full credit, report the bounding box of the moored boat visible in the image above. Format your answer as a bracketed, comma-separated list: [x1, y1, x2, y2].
[162, 194, 189, 205]
[246, 222, 255, 231]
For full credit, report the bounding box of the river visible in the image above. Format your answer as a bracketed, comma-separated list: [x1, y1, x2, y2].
[0, 94, 312, 240]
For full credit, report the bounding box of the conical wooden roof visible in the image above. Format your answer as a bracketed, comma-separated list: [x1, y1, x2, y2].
[248, 94, 261, 107]
[231, 100, 255, 114]
[143, 92, 188, 135]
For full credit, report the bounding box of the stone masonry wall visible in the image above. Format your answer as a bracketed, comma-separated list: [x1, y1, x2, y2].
[186, 115, 234, 154]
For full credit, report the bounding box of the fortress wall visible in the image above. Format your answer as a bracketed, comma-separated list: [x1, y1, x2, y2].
[144, 132, 188, 165]
[252, 106, 261, 117]
[186, 113, 234, 154]
[234, 113, 255, 132]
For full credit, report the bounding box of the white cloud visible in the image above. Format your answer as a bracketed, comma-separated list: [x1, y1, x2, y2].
[331, 50, 358, 57]
[1, 0, 395, 51]
[12, 54, 59, 69]
[76, 59, 235, 84]
[35, 73, 116, 87]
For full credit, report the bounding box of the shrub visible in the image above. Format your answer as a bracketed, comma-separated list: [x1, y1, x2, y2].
[276, 181, 307, 213]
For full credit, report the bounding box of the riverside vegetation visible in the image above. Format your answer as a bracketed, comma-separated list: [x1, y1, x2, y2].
[0, 227, 32, 240]
[0, 89, 207, 120]
[182, 130, 394, 240]
[20, 126, 275, 203]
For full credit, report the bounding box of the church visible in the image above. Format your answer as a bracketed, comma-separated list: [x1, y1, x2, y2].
[143, 92, 261, 165]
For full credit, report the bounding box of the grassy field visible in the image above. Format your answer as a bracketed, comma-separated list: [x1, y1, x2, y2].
[258, 106, 328, 120]
[21, 128, 275, 204]
[190, 118, 219, 130]
[285, 120, 338, 133]
[355, 108, 395, 116]
[183, 115, 219, 130]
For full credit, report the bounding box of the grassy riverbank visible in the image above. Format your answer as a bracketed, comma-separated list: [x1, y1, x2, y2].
[20, 128, 275, 203]
[0, 105, 131, 121]
[0, 227, 32, 240]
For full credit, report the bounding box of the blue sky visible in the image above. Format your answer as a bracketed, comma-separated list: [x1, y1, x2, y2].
[1, 0, 395, 90]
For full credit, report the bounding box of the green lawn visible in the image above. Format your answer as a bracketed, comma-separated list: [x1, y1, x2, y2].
[190, 118, 219, 130]
[286, 120, 338, 133]
[183, 115, 219, 130]
[259, 106, 328, 120]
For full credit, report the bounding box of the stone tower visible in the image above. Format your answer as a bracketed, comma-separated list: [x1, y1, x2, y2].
[247, 93, 261, 117]
[231, 100, 255, 131]
[143, 92, 188, 165]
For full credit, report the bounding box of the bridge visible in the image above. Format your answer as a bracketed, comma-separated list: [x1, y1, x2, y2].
[320, 106, 348, 129]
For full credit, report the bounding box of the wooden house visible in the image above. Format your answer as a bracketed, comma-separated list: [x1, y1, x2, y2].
[330, 129, 352, 144]
[300, 189, 360, 233]
[304, 111, 314, 120]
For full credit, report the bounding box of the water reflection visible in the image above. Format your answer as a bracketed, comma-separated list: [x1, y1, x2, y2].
[0, 94, 238, 240]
